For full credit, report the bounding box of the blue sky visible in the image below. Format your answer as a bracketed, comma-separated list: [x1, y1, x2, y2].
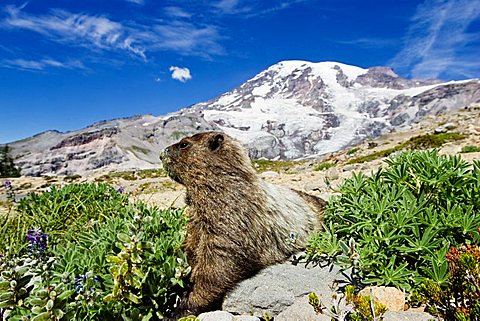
[1, 0, 479, 143]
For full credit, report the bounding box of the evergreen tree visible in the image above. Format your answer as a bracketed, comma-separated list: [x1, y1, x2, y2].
[0, 145, 21, 178]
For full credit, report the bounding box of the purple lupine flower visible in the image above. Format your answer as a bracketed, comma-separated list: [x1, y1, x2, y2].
[74, 272, 101, 297]
[117, 186, 124, 194]
[4, 181, 12, 189]
[26, 228, 48, 254]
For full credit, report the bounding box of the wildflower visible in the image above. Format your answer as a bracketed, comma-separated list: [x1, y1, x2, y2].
[74, 272, 101, 302]
[26, 228, 48, 254]
[117, 186, 124, 194]
[3, 180, 12, 189]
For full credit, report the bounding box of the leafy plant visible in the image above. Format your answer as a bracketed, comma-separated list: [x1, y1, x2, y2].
[1, 183, 190, 320]
[307, 150, 480, 291]
[422, 245, 480, 320]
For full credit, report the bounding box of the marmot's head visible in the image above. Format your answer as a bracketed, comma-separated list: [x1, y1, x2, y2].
[160, 132, 256, 187]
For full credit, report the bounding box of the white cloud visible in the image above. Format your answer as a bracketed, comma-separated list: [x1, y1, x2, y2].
[389, 0, 480, 79]
[1, 58, 85, 71]
[2, 5, 147, 60]
[1, 5, 223, 62]
[169, 66, 192, 82]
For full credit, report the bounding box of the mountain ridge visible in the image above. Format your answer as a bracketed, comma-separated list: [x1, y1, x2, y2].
[4, 60, 480, 176]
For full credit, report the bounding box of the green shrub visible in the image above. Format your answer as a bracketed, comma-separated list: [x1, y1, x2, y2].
[0, 184, 189, 320]
[313, 161, 335, 171]
[348, 132, 466, 164]
[0, 183, 129, 255]
[461, 145, 480, 153]
[307, 150, 480, 291]
[0, 145, 21, 178]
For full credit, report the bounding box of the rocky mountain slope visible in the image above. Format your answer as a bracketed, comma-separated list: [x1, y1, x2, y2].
[5, 60, 480, 176]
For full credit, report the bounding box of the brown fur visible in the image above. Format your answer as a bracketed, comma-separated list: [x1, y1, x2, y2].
[161, 132, 325, 318]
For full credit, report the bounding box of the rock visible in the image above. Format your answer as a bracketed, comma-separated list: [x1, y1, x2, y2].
[383, 311, 435, 321]
[326, 168, 340, 180]
[275, 295, 330, 321]
[222, 259, 349, 318]
[342, 165, 355, 172]
[358, 286, 405, 311]
[233, 316, 261, 321]
[303, 182, 325, 192]
[434, 127, 448, 134]
[443, 122, 456, 130]
[259, 171, 280, 178]
[198, 311, 234, 321]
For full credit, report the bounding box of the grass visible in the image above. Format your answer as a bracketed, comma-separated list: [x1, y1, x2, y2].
[348, 132, 466, 164]
[347, 147, 360, 155]
[95, 168, 165, 182]
[461, 145, 480, 153]
[313, 161, 335, 171]
[251, 159, 302, 173]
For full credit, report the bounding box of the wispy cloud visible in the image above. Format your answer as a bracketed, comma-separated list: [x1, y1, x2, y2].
[169, 66, 192, 82]
[164, 6, 192, 18]
[389, 0, 480, 80]
[244, 0, 309, 18]
[2, 5, 147, 60]
[0, 4, 223, 63]
[336, 37, 397, 48]
[1, 58, 85, 71]
[213, 0, 249, 14]
[125, 0, 145, 4]
[212, 0, 308, 17]
[151, 21, 223, 56]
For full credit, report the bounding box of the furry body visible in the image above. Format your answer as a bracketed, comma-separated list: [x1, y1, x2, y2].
[161, 132, 325, 317]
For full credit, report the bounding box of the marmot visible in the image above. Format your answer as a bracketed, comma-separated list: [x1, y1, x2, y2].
[161, 131, 325, 318]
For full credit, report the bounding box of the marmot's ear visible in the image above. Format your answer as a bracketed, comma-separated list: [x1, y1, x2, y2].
[208, 133, 224, 151]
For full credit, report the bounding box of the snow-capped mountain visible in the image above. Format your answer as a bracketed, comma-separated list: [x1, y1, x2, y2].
[5, 60, 480, 176]
[179, 60, 479, 159]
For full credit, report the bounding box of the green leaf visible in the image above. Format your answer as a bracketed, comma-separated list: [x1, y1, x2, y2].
[117, 233, 132, 243]
[53, 308, 65, 319]
[126, 292, 141, 304]
[45, 299, 54, 311]
[0, 291, 13, 301]
[106, 255, 123, 264]
[31, 312, 51, 321]
[0, 281, 10, 290]
[0, 299, 15, 308]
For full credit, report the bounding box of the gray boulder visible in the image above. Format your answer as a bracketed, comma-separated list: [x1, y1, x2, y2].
[222, 258, 349, 318]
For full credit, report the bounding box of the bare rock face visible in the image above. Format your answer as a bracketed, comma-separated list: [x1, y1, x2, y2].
[355, 67, 440, 89]
[4, 60, 480, 176]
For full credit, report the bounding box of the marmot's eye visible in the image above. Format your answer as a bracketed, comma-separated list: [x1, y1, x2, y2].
[179, 142, 190, 150]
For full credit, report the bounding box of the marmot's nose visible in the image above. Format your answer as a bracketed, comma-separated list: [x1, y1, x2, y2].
[159, 147, 170, 161]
